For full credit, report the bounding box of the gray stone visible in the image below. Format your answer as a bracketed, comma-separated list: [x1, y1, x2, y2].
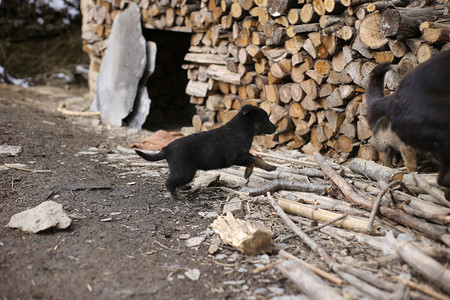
[125, 41, 157, 129]
[185, 236, 205, 247]
[184, 268, 201, 281]
[223, 197, 243, 215]
[8, 201, 72, 233]
[0, 144, 22, 157]
[90, 2, 147, 126]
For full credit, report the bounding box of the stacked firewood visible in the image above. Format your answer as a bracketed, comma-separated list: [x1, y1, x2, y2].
[81, 0, 450, 162]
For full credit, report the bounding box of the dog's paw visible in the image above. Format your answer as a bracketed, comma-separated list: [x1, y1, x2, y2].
[244, 165, 254, 179]
[266, 165, 277, 171]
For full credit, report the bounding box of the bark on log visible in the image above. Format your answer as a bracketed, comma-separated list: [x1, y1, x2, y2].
[380, 6, 447, 38]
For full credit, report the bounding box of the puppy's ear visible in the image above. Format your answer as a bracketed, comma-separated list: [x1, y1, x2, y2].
[241, 105, 254, 115]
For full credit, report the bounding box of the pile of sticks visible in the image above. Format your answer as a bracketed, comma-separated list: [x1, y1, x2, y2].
[81, 0, 450, 162]
[206, 150, 450, 299]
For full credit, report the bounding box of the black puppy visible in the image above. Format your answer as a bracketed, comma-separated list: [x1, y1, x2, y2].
[135, 104, 277, 198]
[366, 50, 450, 198]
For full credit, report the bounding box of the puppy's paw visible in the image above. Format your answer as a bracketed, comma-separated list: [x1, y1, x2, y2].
[244, 165, 254, 179]
[265, 164, 277, 171]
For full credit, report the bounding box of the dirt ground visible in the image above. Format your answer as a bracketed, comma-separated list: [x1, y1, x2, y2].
[0, 83, 299, 299]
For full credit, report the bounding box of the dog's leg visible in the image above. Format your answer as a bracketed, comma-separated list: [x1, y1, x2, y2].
[381, 148, 394, 168]
[244, 156, 276, 181]
[400, 144, 417, 172]
[253, 156, 277, 171]
[244, 165, 254, 180]
[165, 165, 197, 199]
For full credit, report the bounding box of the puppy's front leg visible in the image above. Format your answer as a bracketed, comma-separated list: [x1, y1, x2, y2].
[252, 156, 277, 172]
[243, 155, 277, 180]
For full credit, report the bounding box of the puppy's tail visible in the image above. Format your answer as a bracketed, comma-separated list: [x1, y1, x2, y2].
[366, 63, 392, 127]
[135, 149, 166, 161]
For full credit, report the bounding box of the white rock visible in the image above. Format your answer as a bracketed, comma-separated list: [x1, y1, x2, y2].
[0, 144, 22, 157]
[185, 236, 205, 247]
[222, 197, 243, 215]
[198, 211, 218, 218]
[8, 201, 71, 233]
[184, 268, 201, 281]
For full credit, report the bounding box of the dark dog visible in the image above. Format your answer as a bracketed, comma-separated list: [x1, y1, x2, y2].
[368, 116, 418, 172]
[367, 50, 450, 198]
[135, 105, 277, 198]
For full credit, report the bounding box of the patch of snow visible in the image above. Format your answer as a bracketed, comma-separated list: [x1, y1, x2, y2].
[53, 72, 72, 83]
[30, 0, 80, 18]
[0, 66, 30, 87]
[75, 65, 89, 74]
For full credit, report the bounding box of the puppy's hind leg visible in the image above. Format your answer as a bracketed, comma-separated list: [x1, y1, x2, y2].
[400, 144, 417, 172]
[165, 165, 197, 199]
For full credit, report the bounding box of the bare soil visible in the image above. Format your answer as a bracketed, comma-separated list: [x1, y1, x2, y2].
[0, 84, 294, 299]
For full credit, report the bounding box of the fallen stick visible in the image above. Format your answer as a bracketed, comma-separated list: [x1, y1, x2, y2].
[392, 190, 450, 215]
[313, 152, 450, 245]
[304, 214, 349, 233]
[277, 259, 344, 300]
[395, 241, 450, 294]
[277, 198, 381, 233]
[282, 191, 371, 218]
[336, 264, 398, 292]
[4, 163, 55, 173]
[397, 277, 450, 300]
[348, 158, 404, 182]
[413, 174, 450, 208]
[335, 268, 397, 299]
[57, 102, 100, 117]
[248, 179, 330, 196]
[266, 192, 335, 268]
[397, 202, 450, 225]
[252, 258, 285, 274]
[367, 180, 409, 233]
[279, 250, 344, 285]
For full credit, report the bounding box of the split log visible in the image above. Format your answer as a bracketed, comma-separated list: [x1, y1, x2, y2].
[210, 211, 273, 256]
[380, 6, 447, 38]
[300, 4, 319, 24]
[358, 12, 388, 49]
[207, 65, 241, 85]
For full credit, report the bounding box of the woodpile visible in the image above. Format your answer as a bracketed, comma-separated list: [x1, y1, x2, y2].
[81, 0, 450, 162]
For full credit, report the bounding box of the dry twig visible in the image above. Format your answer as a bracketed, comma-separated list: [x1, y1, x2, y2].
[313, 152, 449, 244]
[279, 250, 344, 285]
[367, 180, 410, 233]
[4, 163, 55, 174]
[413, 174, 450, 208]
[397, 277, 450, 300]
